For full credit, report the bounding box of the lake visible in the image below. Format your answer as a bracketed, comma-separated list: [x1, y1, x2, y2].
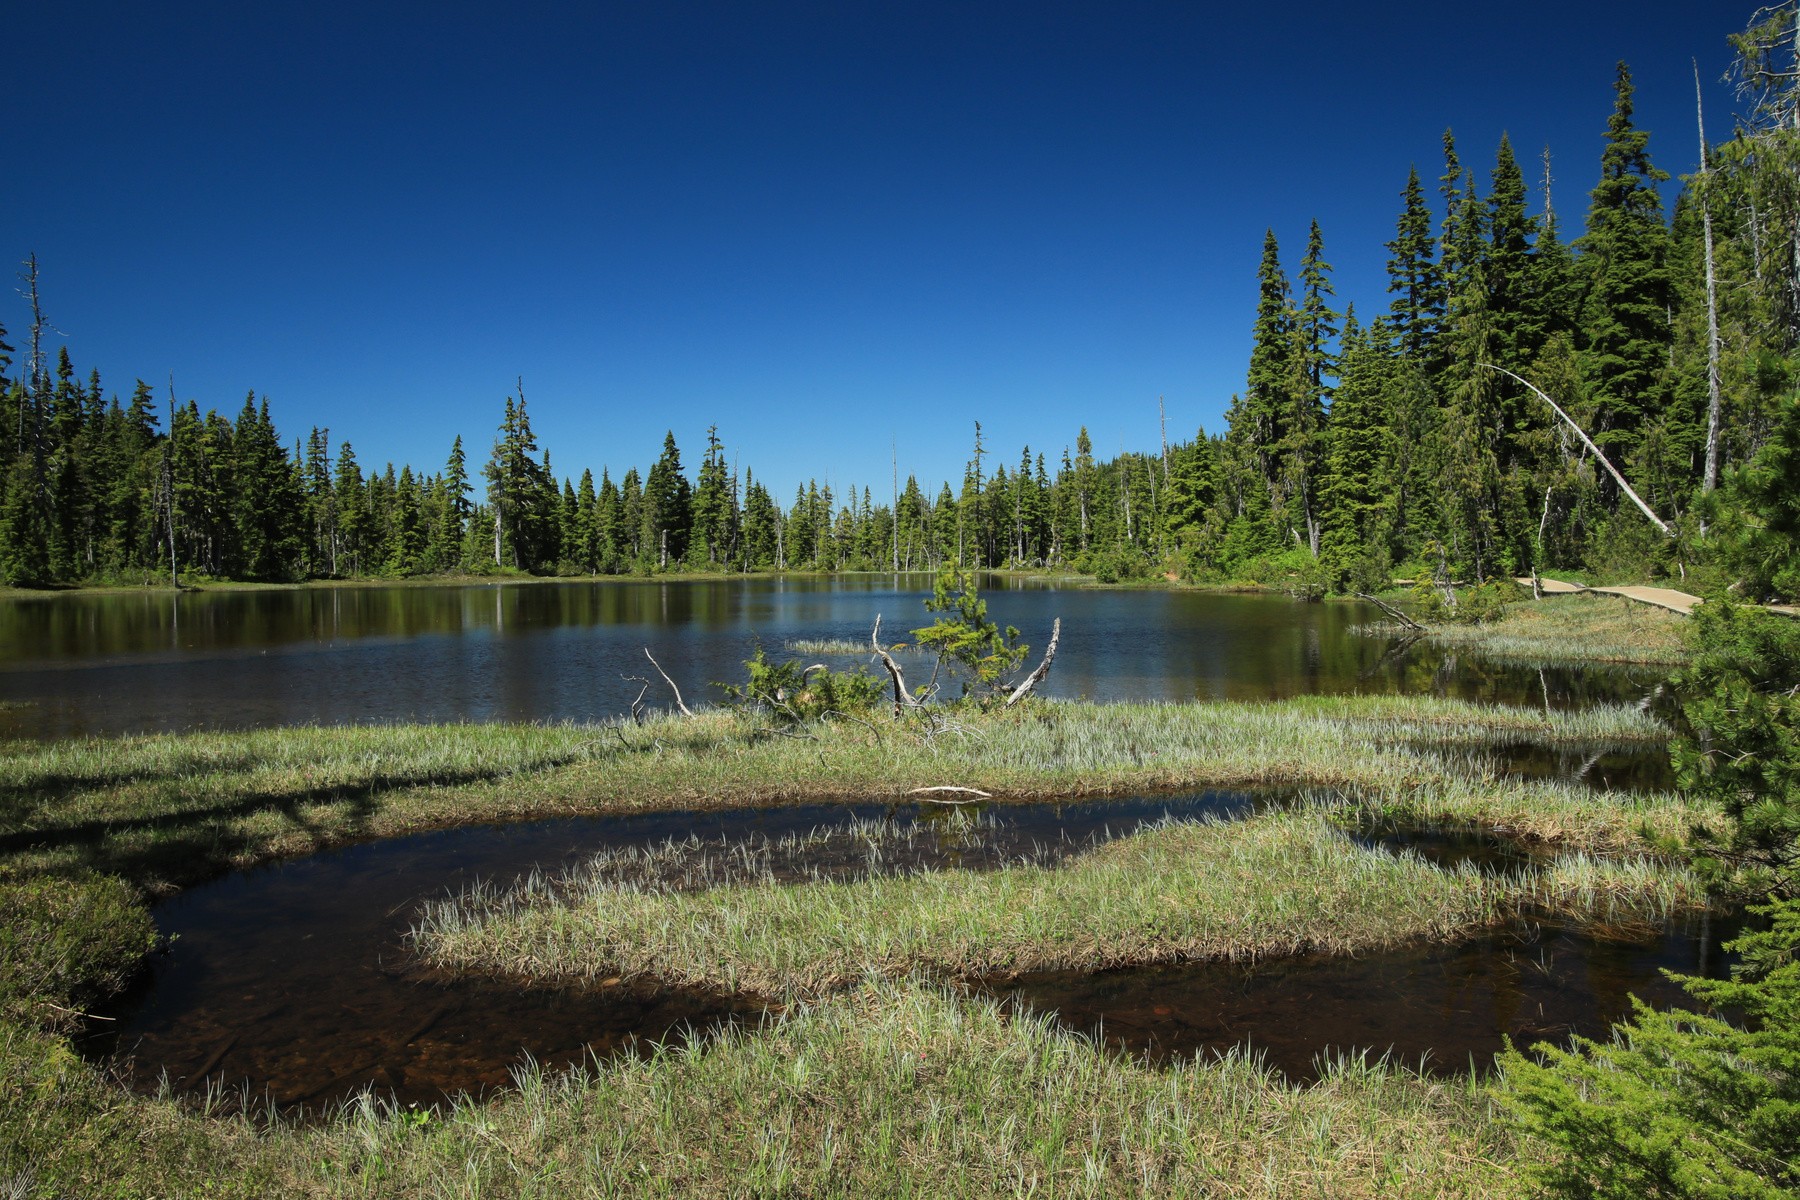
[0, 575, 1654, 739]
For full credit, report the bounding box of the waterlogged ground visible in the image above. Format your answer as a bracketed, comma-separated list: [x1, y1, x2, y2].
[993, 912, 1733, 1082]
[0, 577, 1657, 738]
[82, 793, 1272, 1110]
[82, 792, 1724, 1111]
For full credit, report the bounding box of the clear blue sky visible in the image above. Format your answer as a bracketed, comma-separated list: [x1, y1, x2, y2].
[5, 1, 1744, 502]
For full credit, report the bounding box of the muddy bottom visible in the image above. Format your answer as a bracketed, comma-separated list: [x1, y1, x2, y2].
[990, 909, 1738, 1082]
[80, 790, 1267, 1112]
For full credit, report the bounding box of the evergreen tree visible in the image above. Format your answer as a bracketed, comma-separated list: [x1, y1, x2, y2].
[643, 431, 691, 568]
[1320, 310, 1397, 580]
[1385, 164, 1444, 361]
[437, 435, 471, 570]
[1241, 229, 1295, 508]
[690, 425, 732, 566]
[1576, 62, 1673, 465]
[1278, 220, 1338, 555]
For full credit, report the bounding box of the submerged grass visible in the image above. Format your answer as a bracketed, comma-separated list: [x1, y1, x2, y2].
[414, 810, 1700, 999]
[1411, 593, 1691, 665]
[0, 693, 1670, 890]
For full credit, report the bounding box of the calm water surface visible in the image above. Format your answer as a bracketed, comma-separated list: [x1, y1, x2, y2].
[82, 793, 1271, 1110]
[80, 797, 1732, 1108]
[0, 576, 1658, 738]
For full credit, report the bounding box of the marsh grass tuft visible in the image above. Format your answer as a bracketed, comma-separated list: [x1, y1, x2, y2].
[782, 637, 916, 655]
[1395, 593, 1691, 665]
[0, 978, 1518, 1197]
[414, 809, 1701, 999]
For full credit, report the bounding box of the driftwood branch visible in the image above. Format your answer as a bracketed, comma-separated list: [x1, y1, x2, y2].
[907, 785, 993, 803]
[642, 648, 694, 717]
[1356, 592, 1424, 631]
[870, 615, 918, 715]
[1478, 364, 1671, 536]
[1003, 617, 1060, 708]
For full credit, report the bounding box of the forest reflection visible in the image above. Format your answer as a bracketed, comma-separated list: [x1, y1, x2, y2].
[0, 577, 1653, 738]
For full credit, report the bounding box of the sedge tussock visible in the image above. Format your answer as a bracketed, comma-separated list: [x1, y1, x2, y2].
[413, 810, 1697, 999]
[1414, 593, 1690, 665]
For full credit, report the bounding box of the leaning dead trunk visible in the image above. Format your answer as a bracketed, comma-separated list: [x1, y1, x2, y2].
[1003, 618, 1060, 707]
[1479, 364, 1671, 536]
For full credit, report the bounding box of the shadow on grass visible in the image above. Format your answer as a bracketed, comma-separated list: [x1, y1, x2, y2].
[0, 749, 654, 889]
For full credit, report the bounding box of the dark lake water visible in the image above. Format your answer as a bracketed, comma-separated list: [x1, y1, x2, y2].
[82, 792, 1276, 1110]
[81, 795, 1729, 1110]
[0, 576, 1659, 739]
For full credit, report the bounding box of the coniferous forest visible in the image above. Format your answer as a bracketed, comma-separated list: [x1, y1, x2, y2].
[2, 41, 1796, 601]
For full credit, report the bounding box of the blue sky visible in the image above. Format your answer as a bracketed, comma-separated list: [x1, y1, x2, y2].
[5, 1, 1744, 502]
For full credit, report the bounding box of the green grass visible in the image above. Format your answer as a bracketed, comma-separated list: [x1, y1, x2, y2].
[1, 978, 1521, 1198]
[1409, 593, 1691, 666]
[414, 810, 1699, 999]
[781, 636, 920, 655]
[0, 695, 1671, 890]
[0, 694, 1693, 1196]
[0, 871, 155, 1032]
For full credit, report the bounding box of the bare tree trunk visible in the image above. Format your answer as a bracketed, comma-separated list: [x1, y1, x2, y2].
[165, 375, 180, 589]
[642, 647, 693, 716]
[1003, 618, 1060, 707]
[1696, 63, 1725, 493]
[869, 615, 917, 715]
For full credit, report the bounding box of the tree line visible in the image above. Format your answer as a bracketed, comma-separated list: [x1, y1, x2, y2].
[1, 22, 1796, 597]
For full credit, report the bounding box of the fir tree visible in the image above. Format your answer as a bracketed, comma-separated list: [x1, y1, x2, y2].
[643, 432, 690, 568]
[1576, 62, 1673, 464]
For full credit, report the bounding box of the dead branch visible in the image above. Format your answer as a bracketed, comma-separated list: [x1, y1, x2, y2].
[1003, 617, 1060, 708]
[822, 709, 883, 743]
[1479, 364, 1671, 535]
[870, 614, 919, 715]
[1355, 593, 1424, 631]
[759, 726, 820, 741]
[642, 647, 694, 717]
[620, 676, 653, 724]
[908, 785, 993, 803]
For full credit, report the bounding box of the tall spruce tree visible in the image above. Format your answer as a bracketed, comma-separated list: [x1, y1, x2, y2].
[1576, 62, 1673, 465]
[1385, 165, 1444, 360]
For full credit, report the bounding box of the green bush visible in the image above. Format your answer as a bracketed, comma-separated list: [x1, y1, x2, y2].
[1668, 600, 1800, 898]
[912, 570, 1027, 696]
[1497, 896, 1800, 1197]
[1714, 393, 1800, 603]
[1584, 513, 1667, 586]
[1410, 578, 1524, 625]
[714, 645, 886, 722]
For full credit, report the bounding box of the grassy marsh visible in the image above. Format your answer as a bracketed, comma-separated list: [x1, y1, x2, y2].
[0, 693, 1671, 890]
[0, 692, 1693, 1196]
[1411, 593, 1691, 665]
[3, 978, 1520, 1198]
[414, 810, 1699, 999]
